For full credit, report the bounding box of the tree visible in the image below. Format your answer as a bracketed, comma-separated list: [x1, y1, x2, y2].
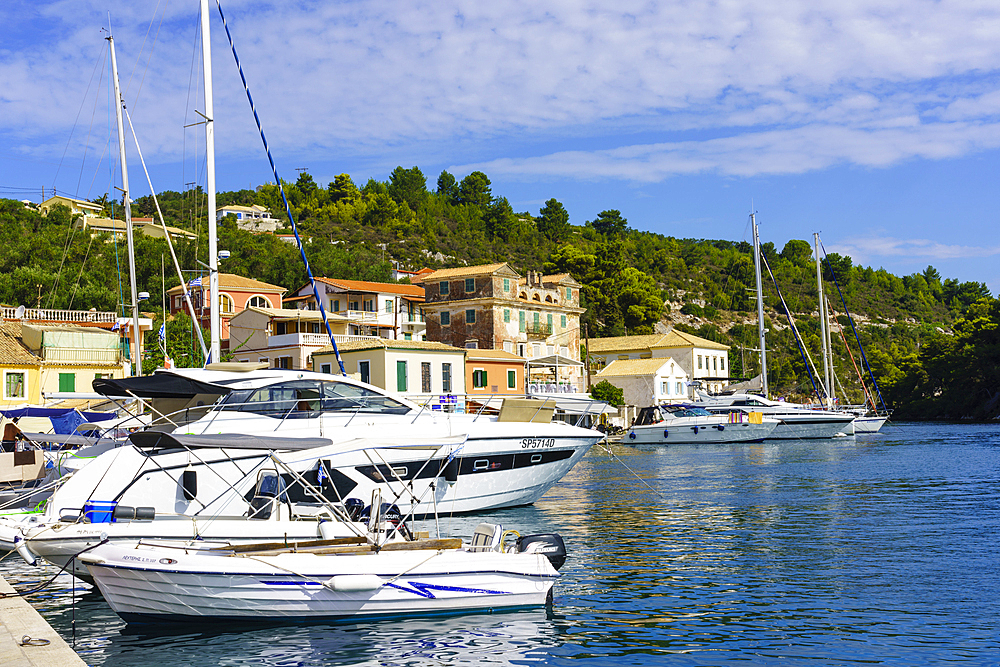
[484, 196, 517, 240]
[457, 171, 492, 209]
[780, 239, 812, 267]
[328, 174, 360, 204]
[295, 172, 319, 197]
[590, 209, 628, 237]
[590, 380, 624, 407]
[387, 166, 427, 211]
[537, 198, 570, 242]
[436, 170, 458, 203]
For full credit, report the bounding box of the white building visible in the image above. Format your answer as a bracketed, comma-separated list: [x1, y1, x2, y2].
[595, 357, 690, 408]
[285, 278, 426, 341]
[217, 204, 282, 232]
[587, 330, 730, 395]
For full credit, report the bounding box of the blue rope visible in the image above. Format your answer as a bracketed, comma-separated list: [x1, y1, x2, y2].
[819, 243, 888, 412]
[213, 0, 345, 375]
[761, 253, 823, 401]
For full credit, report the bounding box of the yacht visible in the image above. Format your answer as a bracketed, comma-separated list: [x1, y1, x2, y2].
[692, 392, 855, 439]
[626, 404, 778, 444]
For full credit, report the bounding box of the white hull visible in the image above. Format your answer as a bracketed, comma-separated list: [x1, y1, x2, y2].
[768, 416, 854, 439]
[851, 416, 887, 433]
[627, 420, 776, 444]
[82, 542, 558, 622]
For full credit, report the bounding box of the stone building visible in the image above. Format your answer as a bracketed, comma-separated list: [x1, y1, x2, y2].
[418, 263, 586, 390]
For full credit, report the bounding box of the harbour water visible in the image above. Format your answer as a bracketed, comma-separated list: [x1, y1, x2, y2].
[3, 421, 999, 665]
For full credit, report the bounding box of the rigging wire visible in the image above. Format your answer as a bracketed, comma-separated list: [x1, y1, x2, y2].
[67, 233, 96, 310]
[214, 0, 347, 375]
[76, 47, 108, 198]
[50, 41, 105, 194]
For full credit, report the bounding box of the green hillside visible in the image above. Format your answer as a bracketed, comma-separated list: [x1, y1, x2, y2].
[2, 166, 997, 419]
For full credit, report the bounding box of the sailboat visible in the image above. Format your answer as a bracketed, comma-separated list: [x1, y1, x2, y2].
[693, 214, 856, 439]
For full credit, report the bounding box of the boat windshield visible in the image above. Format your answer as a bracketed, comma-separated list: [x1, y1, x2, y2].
[218, 380, 411, 418]
[661, 405, 713, 418]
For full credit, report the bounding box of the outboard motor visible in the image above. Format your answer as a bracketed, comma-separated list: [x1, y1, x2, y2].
[344, 498, 365, 521]
[516, 533, 567, 570]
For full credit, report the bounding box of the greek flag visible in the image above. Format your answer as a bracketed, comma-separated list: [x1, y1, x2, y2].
[158, 322, 166, 342]
[111, 321, 120, 332]
[188, 276, 202, 287]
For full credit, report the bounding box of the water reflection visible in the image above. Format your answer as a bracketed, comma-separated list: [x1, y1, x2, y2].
[3, 423, 1000, 664]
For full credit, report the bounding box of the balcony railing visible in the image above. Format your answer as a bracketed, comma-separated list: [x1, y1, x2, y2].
[268, 332, 382, 348]
[2, 307, 118, 323]
[525, 322, 553, 338]
[42, 347, 122, 363]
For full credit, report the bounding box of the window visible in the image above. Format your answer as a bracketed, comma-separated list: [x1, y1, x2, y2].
[247, 295, 269, 308]
[518, 343, 526, 357]
[442, 363, 452, 393]
[219, 293, 235, 315]
[320, 363, 331, 374]
[547, 314, 553, 329]
[533, 312, 540, 325]
[349, 300, 359, 311]
[4, 372, 25, 399]
[396, 360, 408, 392]
[561, 314, 567, 328]
[465, 278, 475, 293]
[331, 299, 340, 312]
[439, 281, 449, 296]
[713, 357, 718, 371]
[385, 299, 394, 313]
[359, 360, 370, 384]
[275, 321, 287, 335]
[363, 299, 374, 312]
[504, 309, 510, 323]
[465, 341, 478, 349]
[276, 357, 291, 369]
[504, 278, 510, 292]
[421, 362, 431, 393]
[175, 296, 183, 309]
[676, 382, 684, 395]
[404, 333, 412, 340]
[507, 369, 516, 389]
[698, 355, 703, 369]
[662, 381, 669, 395]
[720, 357, 725, 371]
[465, 309, 476, 324]
[519, 310, 525, 332]
[441, 311, 451, 326]
[566, 287, 572, 300]
[259, 357, 269, 365]
[58, 373, 75, 393]
[472, 369, 487, 389]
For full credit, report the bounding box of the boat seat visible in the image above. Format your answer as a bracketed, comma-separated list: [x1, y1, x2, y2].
[247, 496, 274, 520]
[469, 523, 503, 552]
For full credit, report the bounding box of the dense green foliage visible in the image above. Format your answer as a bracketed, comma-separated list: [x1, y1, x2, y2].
[3, 164, 997, 418]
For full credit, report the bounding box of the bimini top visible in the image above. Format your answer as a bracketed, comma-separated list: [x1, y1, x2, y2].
[94, 373, 233, 399]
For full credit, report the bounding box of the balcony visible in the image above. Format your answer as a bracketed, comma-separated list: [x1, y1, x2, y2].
[268, 332, 381, 348]
[525, 322, 553, 338]
[42, 347, 122, 363]
[1, 307, 117, 323]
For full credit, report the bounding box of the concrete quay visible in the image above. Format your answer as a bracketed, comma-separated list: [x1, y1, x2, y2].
[0, 577, 86, 666]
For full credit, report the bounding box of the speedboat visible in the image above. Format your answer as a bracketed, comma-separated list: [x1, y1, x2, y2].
[625, 404, 778, 444]
[79, 521, 564, 623]
[692, 392, 855, 439]
[93, 366, 603, 515]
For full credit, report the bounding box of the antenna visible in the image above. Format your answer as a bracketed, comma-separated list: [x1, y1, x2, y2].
[14, 305, 25, 319]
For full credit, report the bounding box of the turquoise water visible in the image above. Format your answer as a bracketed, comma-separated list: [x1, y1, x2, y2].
[4, 421, 999, 665]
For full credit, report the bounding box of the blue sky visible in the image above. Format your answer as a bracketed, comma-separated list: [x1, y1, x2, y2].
[2, 0, 999, 293]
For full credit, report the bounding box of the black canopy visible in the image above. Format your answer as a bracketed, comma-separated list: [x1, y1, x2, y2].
[94, 374, 232, 399]
[129, 431, 333, 451]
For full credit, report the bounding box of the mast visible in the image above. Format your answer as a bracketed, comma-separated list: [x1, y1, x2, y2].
[200, 0, 220, 364]
[751, 213, 767, 398]
[814, 233, 831, 404]
[107, 32, 142, 378]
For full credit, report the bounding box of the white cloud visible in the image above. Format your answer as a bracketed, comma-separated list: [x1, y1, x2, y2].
[4, 0, 1000, 182]
[828, 236, 1000, 267]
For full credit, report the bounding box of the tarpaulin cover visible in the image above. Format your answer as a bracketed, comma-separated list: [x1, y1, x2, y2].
[94, 374, 232, 399]
[0, 406, 116, 425]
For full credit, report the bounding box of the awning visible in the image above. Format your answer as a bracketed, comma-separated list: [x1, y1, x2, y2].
[526, 354, 583, 368]
[94, 373, 232, 399]
[0, 407, 117, 422]
[472, 395, 616, 416]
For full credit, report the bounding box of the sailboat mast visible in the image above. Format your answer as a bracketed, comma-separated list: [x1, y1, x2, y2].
[751, 213, 768, 398]
[107, 32, 142, 378]
[200, 0, 220, 364]
[814, 233, 831, 404]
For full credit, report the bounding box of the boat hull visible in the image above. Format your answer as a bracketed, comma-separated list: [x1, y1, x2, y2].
[82, 543, 558, 622]
[626, 421, 776, 444]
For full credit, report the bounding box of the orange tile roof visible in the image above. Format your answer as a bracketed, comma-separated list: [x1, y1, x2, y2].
[418, 263, 519, 282]
[167, 273, 286, 295]
[309, 278, 425, 299]
[0, 321, 41, 366]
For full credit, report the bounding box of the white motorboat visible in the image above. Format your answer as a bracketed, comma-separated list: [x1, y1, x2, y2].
[79, 522, 564, 623]
[693, 392, 855, 439]
[93, 366, 602, 515]
[625, 404, 778, 444]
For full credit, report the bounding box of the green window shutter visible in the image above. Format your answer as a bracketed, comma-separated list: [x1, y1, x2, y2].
[507, 369, 516, 389]
[465, 278, 475, 293]
[504, 309, 510, 323]
[504, 278, 510, 292]
[519, 310, 525, 332]
[547, 314, 553, 328]
[396, 360, 407, 392]
[58, 373, 76, 393]
[561, 314, 567, 328]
